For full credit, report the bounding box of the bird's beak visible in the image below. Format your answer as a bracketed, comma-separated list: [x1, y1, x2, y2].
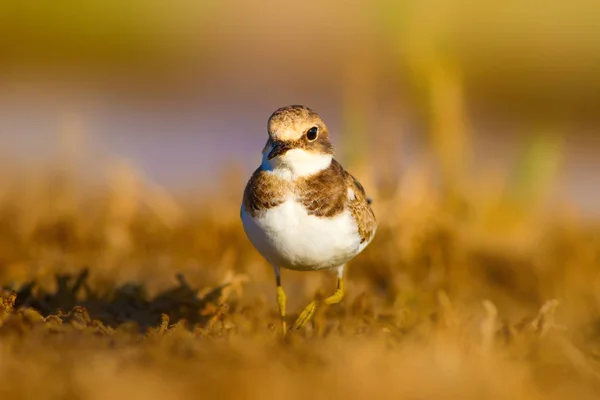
[267, 140, 291, 160]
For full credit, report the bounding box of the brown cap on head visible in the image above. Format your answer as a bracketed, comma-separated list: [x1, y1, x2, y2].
[265, 105, 334, 157]
[268, 105, 323, 139]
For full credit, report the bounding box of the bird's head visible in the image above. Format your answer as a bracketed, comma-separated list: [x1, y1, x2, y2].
[261, 105, 334, 178]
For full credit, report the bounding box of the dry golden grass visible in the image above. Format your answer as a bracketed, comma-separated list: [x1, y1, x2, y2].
[1, 148, 600, 400]
[2, 1, 600, 397]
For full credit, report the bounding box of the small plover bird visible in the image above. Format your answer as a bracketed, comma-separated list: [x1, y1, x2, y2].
[241, 105, 377, 332]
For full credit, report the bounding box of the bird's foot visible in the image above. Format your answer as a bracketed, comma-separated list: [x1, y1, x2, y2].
[293, 300, 319, 329]
[293, 279, 344, 330]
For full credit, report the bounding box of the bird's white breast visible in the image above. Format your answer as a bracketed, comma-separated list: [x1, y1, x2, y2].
[241, 197, 362, 271]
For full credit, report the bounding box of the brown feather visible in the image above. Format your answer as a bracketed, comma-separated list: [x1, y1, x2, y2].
[342, 166, 377, 243]
[296, 160, 347, 217]
[242, 167, 288, 218]
[243, 160, 376, 243]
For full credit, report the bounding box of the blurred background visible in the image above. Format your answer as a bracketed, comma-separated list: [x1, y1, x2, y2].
[2, 0, 599, 213]
[2, 2, 600, 399]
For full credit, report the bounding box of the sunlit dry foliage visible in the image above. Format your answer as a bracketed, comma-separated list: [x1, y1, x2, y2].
[1, 4, 600, 395]
[0, 129, 599, 399]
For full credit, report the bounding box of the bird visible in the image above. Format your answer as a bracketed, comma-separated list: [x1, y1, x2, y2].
[240, 105, 377, 333]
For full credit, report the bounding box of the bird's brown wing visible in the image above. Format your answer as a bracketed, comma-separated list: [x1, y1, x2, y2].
[296, 161, 347, 218]
[242, 167, 288, 218]
[341, 165, 377, 244]
[296, 159, 376, 244]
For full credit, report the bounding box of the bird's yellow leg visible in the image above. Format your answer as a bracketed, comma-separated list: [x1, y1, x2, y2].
[274, 270, 287, 334]
[324, 278, 345, 305]
[293, 274, 345, 329]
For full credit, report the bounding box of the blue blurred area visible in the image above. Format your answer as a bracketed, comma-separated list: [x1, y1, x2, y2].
[1, 0, 599, 214]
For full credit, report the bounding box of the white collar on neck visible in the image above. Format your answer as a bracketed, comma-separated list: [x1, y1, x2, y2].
[262, 148, 332, 180]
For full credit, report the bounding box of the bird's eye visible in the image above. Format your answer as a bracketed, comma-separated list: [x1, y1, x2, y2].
[306, 127, 318, 141]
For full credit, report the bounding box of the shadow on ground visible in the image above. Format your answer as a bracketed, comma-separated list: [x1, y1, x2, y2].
[1, 269, 228, 332]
